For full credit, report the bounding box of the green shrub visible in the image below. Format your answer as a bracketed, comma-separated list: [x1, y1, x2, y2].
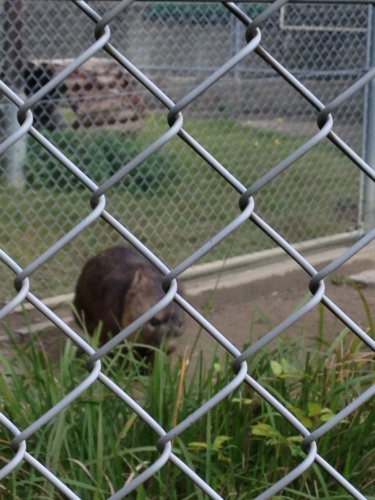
[26, 128, 179, 194]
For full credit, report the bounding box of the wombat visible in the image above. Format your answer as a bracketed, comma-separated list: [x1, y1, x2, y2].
[73, 246, 184, 359]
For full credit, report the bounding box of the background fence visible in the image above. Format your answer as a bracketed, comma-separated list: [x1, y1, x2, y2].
[0, 0, 372, 299]
[0, 0, 374, 498]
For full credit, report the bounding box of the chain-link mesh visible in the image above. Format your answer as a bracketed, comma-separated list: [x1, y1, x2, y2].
[0, 0, 370, 299]
[0, 1, 374, 498]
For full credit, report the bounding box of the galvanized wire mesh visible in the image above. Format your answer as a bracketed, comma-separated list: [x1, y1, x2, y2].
[0, 0, 370, 299]
[0, 1, 374, 498]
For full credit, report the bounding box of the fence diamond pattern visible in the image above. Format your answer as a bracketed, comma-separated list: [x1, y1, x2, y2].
[0, 1, 374, 498]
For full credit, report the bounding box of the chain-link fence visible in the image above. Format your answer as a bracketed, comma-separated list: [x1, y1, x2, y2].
[0, 0, 375, 498]
[0, 0, 372, 299]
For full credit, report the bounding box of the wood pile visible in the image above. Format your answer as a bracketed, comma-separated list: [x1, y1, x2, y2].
[25, 58, 145, 131]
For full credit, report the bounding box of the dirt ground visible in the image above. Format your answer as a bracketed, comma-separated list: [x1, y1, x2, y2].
[184, 258, 375, 359]
[1, 244, 374, 365]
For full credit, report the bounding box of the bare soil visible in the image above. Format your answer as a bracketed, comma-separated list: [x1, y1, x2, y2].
[183, 258, 375, 359]
[1, 254, 374, 365]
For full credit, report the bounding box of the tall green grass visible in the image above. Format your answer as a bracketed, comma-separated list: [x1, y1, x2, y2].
[0, 309, 374, 499]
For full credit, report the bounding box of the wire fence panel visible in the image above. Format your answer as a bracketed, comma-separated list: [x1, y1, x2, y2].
[0, 0, 370, 299]
[0, 1, 374, 498]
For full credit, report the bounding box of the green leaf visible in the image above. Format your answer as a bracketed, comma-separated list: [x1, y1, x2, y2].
[218, 452, 231, 463]
[188, 442, 207, 451]
[287, 404, 306, 420]
[320, 413, 335, 423]
[212, 435, 232, 451]
[231, 397, 252, 405]
[136, 484, 147, 500]
[308, 402, 322, 417]
[270, 360, 283, 376]
[286, 435, 303, 444]
[251, 423, 282, 439]
[287, 404, 313, 429]
[280, 357, 297, 374]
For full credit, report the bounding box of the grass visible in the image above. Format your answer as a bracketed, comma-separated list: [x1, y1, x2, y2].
[0, 113, 360, 299]
[0, 302, 374, 499]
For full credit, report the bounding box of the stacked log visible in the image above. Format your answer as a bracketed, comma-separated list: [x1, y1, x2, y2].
[25, 57, 145, 131]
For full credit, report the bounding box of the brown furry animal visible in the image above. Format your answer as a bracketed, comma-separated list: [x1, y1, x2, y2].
[73, 246, 184, 358]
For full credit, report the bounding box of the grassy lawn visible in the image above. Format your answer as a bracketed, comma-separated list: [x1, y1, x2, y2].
[0, 113, 360, 299]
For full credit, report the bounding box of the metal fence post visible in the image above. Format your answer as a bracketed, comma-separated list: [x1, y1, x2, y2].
[362, 4, 375, 231]
[0, 0, 26, 190]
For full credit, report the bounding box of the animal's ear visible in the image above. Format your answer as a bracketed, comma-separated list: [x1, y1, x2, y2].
[127, 269, 152, 297]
